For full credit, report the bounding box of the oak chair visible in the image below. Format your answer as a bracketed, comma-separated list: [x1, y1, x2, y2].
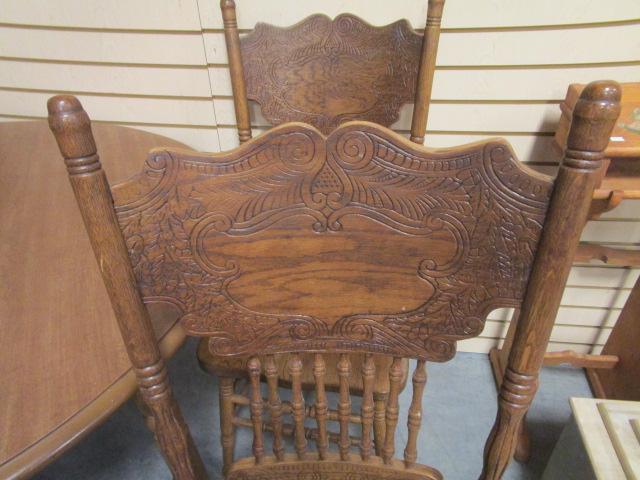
[48, 80, 620, 479]
[208, 0, 445, 442]
[219, 0, 445, 144]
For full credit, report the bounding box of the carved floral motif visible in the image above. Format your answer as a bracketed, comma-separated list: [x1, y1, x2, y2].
[113, 123, 553, 361]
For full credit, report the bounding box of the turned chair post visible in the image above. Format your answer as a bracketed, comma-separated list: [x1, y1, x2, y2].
[480, 81, 621, 479]
[221, 0, 252, 144]
[410, 0, 445, 145]
[47, 96, 207, 480]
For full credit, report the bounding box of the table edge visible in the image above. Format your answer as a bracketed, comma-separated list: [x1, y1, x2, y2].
[0, 323, 186, 480]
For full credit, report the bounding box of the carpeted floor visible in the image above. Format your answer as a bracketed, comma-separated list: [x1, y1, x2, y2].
[34, 339, 593, 479]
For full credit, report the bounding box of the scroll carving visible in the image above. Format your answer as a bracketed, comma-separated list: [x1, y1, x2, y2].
[112, 122, 553, 361]
[241, 14, 423, 133]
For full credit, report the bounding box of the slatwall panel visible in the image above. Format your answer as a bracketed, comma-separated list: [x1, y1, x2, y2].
[1, 0, 638, 354]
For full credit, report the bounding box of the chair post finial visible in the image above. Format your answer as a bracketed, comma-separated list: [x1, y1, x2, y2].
[563, 80, 621, 170]
[47, 95, 100, 175]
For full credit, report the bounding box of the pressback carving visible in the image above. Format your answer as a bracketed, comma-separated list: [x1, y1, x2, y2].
[228, 456, 441, 479]
[240, 14, 423, 133]
[112, 122, 553, 361]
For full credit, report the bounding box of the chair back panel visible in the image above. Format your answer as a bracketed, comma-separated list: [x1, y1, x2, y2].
[239, 14, 423, 134]
[112, 122, 553, 361]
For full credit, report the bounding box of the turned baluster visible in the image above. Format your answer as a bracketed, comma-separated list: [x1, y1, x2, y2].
[410, 0, 446, 144]
[360, 353, 375, 461]
[220, 0, 252, 143]
[373, 393, 387, 456]
[481, 81, 621, 479]
[48, 95, 206, 480]
[382, 357, 404, 464]
[265, 355, 284, 461]
[219, 375, 236, 475]
[247, 356, 264, 464]
[313, 353, 329, 460]
[404, 360, 427, 468]
[289, 353, 307, 459]
[337, 353, 352, 461]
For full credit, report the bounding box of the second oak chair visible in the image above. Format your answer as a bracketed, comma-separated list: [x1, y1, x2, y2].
[201, 0, 447, 452]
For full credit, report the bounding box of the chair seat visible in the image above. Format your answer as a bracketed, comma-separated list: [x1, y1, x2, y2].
[197, 339, 409, 397]
[228, 453, 442, 480]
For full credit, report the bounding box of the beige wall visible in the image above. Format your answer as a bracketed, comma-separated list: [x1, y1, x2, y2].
[1, 0, 639, 353]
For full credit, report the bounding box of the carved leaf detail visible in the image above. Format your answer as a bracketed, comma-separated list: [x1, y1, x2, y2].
[113, 123, 553, 361]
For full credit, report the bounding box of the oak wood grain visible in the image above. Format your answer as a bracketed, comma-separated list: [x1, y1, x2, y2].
[482, 81, 621, 479]
[45, 81, 619, 478]
[0, 121, 189, 479]
[112, 121, 554, 361]
[222, 0, 444, 142]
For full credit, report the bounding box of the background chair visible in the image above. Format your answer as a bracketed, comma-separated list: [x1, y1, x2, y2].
[204, 0, 446, 442]
[219, 0, 445, 144]
[48, 80, 619, 479]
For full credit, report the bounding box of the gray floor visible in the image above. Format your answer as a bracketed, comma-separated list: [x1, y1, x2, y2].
[35, 339, 593, 479]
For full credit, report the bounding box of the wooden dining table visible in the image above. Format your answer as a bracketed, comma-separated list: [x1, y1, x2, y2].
[0, 121, 192, 479]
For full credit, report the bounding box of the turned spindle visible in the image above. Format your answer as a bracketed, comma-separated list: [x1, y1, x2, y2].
[265, 355, 285, 461]
[337, 353, 352, 461]
[404, 360, 427, 468]
[360, 353, 375, 461]
[313, 353, 329, 460]
[382, 357, 405, 464]
[289, 353, 307, 459]
[247, 356, 264, 464]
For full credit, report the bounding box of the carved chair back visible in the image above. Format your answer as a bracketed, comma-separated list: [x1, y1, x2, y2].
[47, 81, 620, 479]
[220, 0, 445, 144]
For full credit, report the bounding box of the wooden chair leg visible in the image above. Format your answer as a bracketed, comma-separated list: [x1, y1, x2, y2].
[134, 367, 207, 479]
[481, 369, 538, 479]
[373, 392, 387, 456]
[136, 360, 208, 480]
[133, 390, 156, 432]
[219, 376, 236, 477]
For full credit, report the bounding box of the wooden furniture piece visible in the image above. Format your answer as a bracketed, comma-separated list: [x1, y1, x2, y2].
[587, 275, 640, 402]
[0, 122, 190, 480]
[490, 82, 640, 462]
[47, 80, 619, 479]
[556, 82, 640, 209]
[543, 398, 640, 479]
[213, 0, 446, 439]
[220, 0, 445, 144]
[562, 84, 640, 401]
[197, 347, 409, 459]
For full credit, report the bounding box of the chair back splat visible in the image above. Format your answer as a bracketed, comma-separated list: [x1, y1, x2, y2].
[220, 0, 445, 143]
[48, 80, 620, 479]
